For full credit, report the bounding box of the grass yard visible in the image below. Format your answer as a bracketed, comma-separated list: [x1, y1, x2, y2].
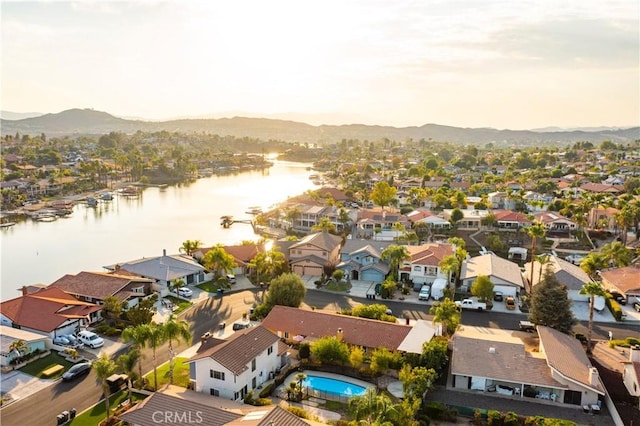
[19, 352, 76, 380]
[324, 281, 351, 292]
[69, 390, 147, 426]
[164, 295, 192, 315]
[196, 280, 224, 293]
[144, 357, 190, 390]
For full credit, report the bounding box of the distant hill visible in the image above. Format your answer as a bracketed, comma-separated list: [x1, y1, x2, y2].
[1, 111, 44, 120]
[2, 108, 638, 146]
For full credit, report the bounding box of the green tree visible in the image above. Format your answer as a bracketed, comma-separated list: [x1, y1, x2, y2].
[264, 273, 307, 309]
[370, 181, 397, 210]
[471, 275, 494, 303]
[350, 346, 364, 368]
[311, 336, 350, 365]
[526, 221, 546, 288]
[117, 348, 139, 399]
[169, 278, 185, 297]
[420, 336, 449, 375]
[102, 295, 122, 324]
[144, 323, 167, 391]
[399, 364, 437, 401]
[439, 255, 460, 285]
[580, 252, 608, 280]
[202, 244, 238, 285]
[350, 303, 395, 322]
[179, 239, 203, 257]
[529, 270, 576, 334]
[248, 247, 287, 286]
[162, 315, 192, 385]
[381, 244, 410, 281]
[121, 324, 148, 387]
[449, 208, 464, 226]
[600, 241, 633, 268]
[9, 339, 28, 362]
[348, 388, 400, 425]
[429, 298, 461, 336]
[579, 282, 607, 353]
[311, 217, 337, 234]
[124, 296, 157, 326]
[93, 353, 117, 424]
[370, 347, 402, 375]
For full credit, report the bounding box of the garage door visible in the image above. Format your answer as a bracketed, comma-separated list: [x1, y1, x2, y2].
[493, 285, 516, 298]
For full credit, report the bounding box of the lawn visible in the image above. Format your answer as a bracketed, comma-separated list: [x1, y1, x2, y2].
[144, 357, 190, 389]
[196, 280, 224, 293]
[324, 280, 351, 292]
[164, 295, 193, 315]
[68, 389, 147, 426]
[19, 351, 76, 380]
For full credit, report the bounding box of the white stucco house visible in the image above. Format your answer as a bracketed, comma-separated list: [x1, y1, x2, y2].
[188, 326, 288, 401]
[460, 254, 526, 298]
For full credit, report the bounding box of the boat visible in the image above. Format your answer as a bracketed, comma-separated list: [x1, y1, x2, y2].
[100, 192, 114, 201]
[86, 197, 98, 207]
[119, 186, 140, 197]
[33, 210, 58, 222]
[245, 206, 263, 215]
[0, 222, 16, 228]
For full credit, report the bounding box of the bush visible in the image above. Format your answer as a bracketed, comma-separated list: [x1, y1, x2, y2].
[286, 406, 311, 419]
[423, 402, 457, 422]
[259, 383, 274, 398]
[605, 296, 623, 321]
[503, 411, 520, 425]
[487, 410, 502, 426]
[574, 333, 587, 344]
[299, 343, 311, 359]
[252, 398, 272, 406]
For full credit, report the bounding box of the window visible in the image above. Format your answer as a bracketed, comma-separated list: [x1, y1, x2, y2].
[252, 377, 257, 389]
[267, 346, 273, 355]
[209, 388, 219, 396]
[132, 286, 144, 293]
[252, 359, 256, 371]
[413, 266, 421, 272]
[210, 370, 225, 380]
[284, 332, 289, 339]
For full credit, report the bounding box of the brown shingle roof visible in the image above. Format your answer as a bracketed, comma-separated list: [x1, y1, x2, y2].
[290, 232, 342, 252]
[190, 326, 280, 376]
[538, 326, 604, 393]
[0, 287, 101, 332]
[261, 306, 411, 351]
[225, 406, 312, 426]
[600, 264, 640, 294]
[49, 271, 152, 301]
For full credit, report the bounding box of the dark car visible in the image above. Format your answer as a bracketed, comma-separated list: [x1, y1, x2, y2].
[232, 322, 252, 331]
[633, 301, 640, 313]
[493, 291, 504, 302]
[62, 362, 91, 382]
[608, 290, 627, 305]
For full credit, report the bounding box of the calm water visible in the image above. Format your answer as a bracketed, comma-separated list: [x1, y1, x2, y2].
[303, 375, 367, 397]
[0, 160, 317, 301]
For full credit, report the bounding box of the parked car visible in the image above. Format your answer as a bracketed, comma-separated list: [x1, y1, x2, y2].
[565, 254, 585, 265]
[177, 287, 193, 298]
[76, 330, 104, 348]
[53, 336, 70, 346]
[64, 334, 81, 348]
[418, 285, 431, 301]
[232, 321, 252, 331]
[633, 300, 640, 312]
[226, 274, 236, 284]
[493, 291, 504, 302]
[519, 320, 536, 333]
[607, 290, 627, 305]
[505, 296, 516, 310]
[455, 298, 487, 311]
[62, 362, 91, 382]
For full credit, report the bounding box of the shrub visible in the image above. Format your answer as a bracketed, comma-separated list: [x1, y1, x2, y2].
[259, 383, 274, 398]
[503, 411, 520, 425]
[473, 409, 484, 425]
[299, 343, 311, 359]
[423, 402, 457, 422]
[608, 298, 623, 321]
[287, 406, 310, 419]
[252, 398, 272, 406]
[574, 333, 587, 344]
[487, 410, 502, 426]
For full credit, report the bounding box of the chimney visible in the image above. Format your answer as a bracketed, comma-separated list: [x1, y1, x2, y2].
[630, 345, 640, 363]
[489, 347, 496, 354]
[405, 317, 410, 325]
[21, 285, 29, 296]
[588, 367, 599, 386]
[336, 328, 343, 341]
[163, 249, 166, 256]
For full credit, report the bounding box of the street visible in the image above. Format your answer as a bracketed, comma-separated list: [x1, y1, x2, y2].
[1, 288, 637, 425]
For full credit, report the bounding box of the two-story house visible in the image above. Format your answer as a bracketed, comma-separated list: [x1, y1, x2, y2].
[399, 243, 454, 286]
[188, 326, 287, 401]
[336, 239, 392, 282]
[534, 212, 578, 234]
[289, 232, 342, 277]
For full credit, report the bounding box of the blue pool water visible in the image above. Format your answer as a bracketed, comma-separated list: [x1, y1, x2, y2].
[302, 375, 367, 397]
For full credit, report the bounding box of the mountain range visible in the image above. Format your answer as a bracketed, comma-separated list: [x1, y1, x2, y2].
[2, 108, 638, 146]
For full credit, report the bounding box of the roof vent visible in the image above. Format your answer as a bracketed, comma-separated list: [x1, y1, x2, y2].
[489, 347, 496, 354]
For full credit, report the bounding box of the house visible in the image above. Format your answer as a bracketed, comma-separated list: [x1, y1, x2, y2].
[460, 254, 525, 298]
[103, 249, 209, 296]
[260, 306, 426, 353]
[0, 287, 100, 339]
[442, 209, 490, 230]
[493, 210, 531, 230]
[450, 326, 604, 407]
[579, 182, 623, 195]
[355, 208, 411, 240]
[588, 206, 620, 232]
[289, 232, 342, 277]
[119, 388, 311, 425]
[195, 243, 262, 277]
[49, 271, 153, 316]
[600, 264, 640, 300]
[188, 326, 287, 401]
[336, 239, 392, 282]
[534, 212, 578, 233]
[622, 346, 640, 408]
[524, 256, 596, 304]
[400, 243, 454, 286]
[406, 209, 451, 230]
[0, 326, 48, 367]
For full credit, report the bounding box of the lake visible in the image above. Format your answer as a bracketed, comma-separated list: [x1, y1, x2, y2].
[0, 160, 317, 301]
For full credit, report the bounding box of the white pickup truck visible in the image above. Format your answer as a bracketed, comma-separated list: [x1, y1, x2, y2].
[455, 298, 487, 311]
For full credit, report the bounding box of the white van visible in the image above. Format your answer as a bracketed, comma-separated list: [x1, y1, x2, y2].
[77, 330, 104, 348]
[431, 278, 448, 301]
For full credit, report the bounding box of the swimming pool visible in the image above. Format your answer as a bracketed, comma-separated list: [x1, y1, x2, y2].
[302, 375, 367, 398]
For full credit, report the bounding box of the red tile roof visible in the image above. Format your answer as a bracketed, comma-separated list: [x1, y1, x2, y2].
[261, 306, 411, 351]
[49, 271, 152, 301]
[0, 287, 100, 332]
[600, 264, 640, 294]
[407, 243, 454, 267]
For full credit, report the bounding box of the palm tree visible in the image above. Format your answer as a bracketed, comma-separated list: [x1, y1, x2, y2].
[579, 281, 607, 353]
[117, 348, 139, 399]
[9, 339, 28, 362]
[311, 217, 337, 234]
[429, 298, 461, 336]
[179, 239, 203, 257]
[121, 324, 148, 387]
[600, 241, 633, 268]
[438, 255, 460, 285]
[202, 244, 238, 285]
[144, 323, 167, 391]
[93, 353, 117, 424]
[526, 222, 546, 289]
[349, 388, 400, 425]
[169, 278, 185, 297]
[381, 244, 410, 281]
[580, 253, 608, 281]
[536, 253, 553, 284]
[162, 315, 192, 385]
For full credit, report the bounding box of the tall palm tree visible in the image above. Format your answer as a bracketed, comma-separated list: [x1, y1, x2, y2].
[381, 244, 410, 281]
[311, 217, 337, 234]
[93, 353, 117, 424]
[536, 253, 553, 284]
[438, 255, 460, 285]
[121, 324, 148, 387]
[9, 339, 28, 362]
[169, 278, 185, 297]
[580, 253, 608, 281]
[600, 241, 633, 268]
[144, 323, 167, 391]
[579, 281, 607, 354]
[202, 244, 238, 285]
[117, 348, 139, 399]
[526, 222, 546, 289]
[179, 239, 203, 257]
[349, 388, 400, 425]
[429, 298, 461, 336]
[162, 315, 192, 385]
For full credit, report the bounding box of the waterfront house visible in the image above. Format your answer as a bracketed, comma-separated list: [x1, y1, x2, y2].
[194, 243, 262, 277]
[0, 326, 48, 367]
[0, 287, 100, 340]
[289, 232, 342, 277]
[493, 210, 532, 230]
[336, 239, 392, 282]
[406, 208, 451, 230]
[103, 249, 208, 297]
[460, 253, 525, 298]
[188, 326, 287, 401]
[450, 326, 604, 407]
[49, 271, 153, 317]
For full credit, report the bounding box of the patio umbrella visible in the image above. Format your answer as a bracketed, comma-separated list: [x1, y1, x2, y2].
[293, 335, 305, 342]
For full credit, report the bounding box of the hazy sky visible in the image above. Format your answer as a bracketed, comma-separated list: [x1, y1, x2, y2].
[2, 0, 638, 129]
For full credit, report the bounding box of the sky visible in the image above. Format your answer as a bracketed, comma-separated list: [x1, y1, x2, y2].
[1, 0, 638, 129]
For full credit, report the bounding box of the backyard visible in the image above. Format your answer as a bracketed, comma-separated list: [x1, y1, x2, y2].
[19, 351, 76, 380]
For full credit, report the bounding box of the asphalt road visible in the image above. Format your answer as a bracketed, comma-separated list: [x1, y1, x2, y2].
[1, 288, 637, 425]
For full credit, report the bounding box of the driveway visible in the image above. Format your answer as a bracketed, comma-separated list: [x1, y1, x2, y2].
[0, 371, 57, 406]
